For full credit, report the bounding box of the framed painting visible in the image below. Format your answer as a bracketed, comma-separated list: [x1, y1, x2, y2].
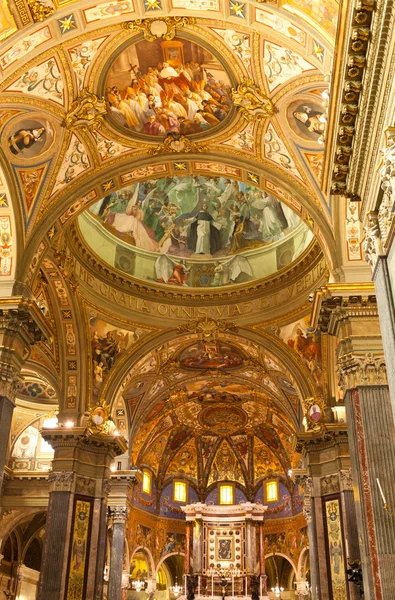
[216, 537, 234, 562]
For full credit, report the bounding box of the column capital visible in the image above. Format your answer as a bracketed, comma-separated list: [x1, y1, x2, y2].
[337, 351, 387, 391]
[340, 469, 353, 492]
[363, 211, 383, 270]
[0, 297, 51, 401]
[377, 127, 395, 249]
[109, 505, 128, 524]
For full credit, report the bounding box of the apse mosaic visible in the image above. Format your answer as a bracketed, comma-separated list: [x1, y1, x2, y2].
[105, 36, 233, 137]
[81, 175, 312, 288]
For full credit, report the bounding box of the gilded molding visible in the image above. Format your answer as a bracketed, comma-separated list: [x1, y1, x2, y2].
[231, 78, 276, 122]
[64, 91, 107, 132]
[122, 17, 196, 41]
[27, 0, 55, 22]
[150, 134, 208, 155]
[177, 316, 238, 337]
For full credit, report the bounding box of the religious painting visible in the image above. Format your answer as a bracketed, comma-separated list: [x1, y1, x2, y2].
[199, 405, 247, 435]
[105, 36, 233, 137]
[309, 404, 321, 423]
[216, 537, 234, 561]
[7, 119, 54, 158]
[280, 317, 323, 392]
[85, 175, 309, 288]
[66, 498, 92, 600]
[287, 100, 326, 142]
[324, 499, 347, 600]
[178, 340, 244, 369]
[90, 317, 141, 398]
[208, 442, 244, 484]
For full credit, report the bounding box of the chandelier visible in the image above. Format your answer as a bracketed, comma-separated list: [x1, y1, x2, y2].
[131, 579, 146, 592]
[271, 582, 284, 598]
[170, 577, 182, 597]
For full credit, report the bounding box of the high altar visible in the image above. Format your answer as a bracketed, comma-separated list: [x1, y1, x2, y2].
[182, 503, 268, 600]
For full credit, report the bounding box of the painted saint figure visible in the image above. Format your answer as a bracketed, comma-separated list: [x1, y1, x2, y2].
[187, 204, 221, 254]
[9, 127, 45, 155]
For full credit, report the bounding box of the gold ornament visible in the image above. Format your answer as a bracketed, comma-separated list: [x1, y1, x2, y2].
[64, 91, 107, 132]
[85, 399, 117, 436]
[304, 396, 325, 432]
[28, 0, 55, 22]
[150, 133, 208, 155]
[123, 16, 195, 42]
[231, 79, 276, 122]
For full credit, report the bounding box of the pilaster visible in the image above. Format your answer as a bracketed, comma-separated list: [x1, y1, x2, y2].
[37, 414, 127, 600]
[0, 297, 51, 493]
[312, 283, 395, 600]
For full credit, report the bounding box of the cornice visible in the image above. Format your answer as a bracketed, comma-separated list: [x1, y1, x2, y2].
[67, 221, 325, 307]
[323, 0, 376, 197]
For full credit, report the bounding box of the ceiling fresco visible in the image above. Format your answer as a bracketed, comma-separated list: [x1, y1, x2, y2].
[80, 175, 312, 287]
[105, 35, 234, 137]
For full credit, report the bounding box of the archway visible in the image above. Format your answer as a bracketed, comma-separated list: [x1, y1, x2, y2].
[265, 554, 297, 599]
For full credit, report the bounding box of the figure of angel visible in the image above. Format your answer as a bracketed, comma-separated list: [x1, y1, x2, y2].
[156, 255, 191, 286]
[211, 256, 253, 286]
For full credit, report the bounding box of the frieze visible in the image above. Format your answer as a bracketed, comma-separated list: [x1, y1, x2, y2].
[75, 475, 97, 497]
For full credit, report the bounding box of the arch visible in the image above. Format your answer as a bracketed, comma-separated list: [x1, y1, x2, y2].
[297, 546, 310, 580]
[156, 551, 186, 572]
[264, 552, 297, 576]
[102, 327, 316, 444]
[130, 545, 156, 578]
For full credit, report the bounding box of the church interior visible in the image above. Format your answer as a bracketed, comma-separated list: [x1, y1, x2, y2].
[0, 0, 394, 599]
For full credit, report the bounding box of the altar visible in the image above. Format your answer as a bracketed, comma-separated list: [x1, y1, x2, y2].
[182, 503, 269, 600]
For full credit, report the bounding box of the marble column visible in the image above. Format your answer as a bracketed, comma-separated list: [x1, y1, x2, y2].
[314, 285, 395, 600]
[0, 297, 50, 493]
[108, 507, 128, 600]
[37, 427, 127, 600]
[184, 522, 192, 574]
[193, 518, 203, 573]
[245, 519, 255, 574]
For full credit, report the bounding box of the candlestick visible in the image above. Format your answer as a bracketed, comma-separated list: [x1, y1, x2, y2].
[377, 478, 387, 505]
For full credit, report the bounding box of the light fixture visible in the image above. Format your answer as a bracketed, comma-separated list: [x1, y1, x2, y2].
[65, 420, 74, 428]
[321, 89, 330, 100]
[131, 579, 146, 592]
[271, 583, 284, 598]
[170, 577, 182, 597]
[318, 114, 327, 124]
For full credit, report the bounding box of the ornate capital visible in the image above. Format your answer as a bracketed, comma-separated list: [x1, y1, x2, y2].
[64, 91, 107, 131]
[150, 134, 207, 155]
[109, 505, 128, 523]
[0, 298, 51, 400]
[363, 211, 383, 269]
[337, 352, 387, 391]
[123, 16, 195, 42]
[48, 471, 75, 493]
[340, 469, 353, 491]
[231, 79, 276, 122]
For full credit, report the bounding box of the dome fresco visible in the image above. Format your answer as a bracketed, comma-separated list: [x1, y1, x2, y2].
[80, 175, 313, 288]
[105, 36, 234, 138]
